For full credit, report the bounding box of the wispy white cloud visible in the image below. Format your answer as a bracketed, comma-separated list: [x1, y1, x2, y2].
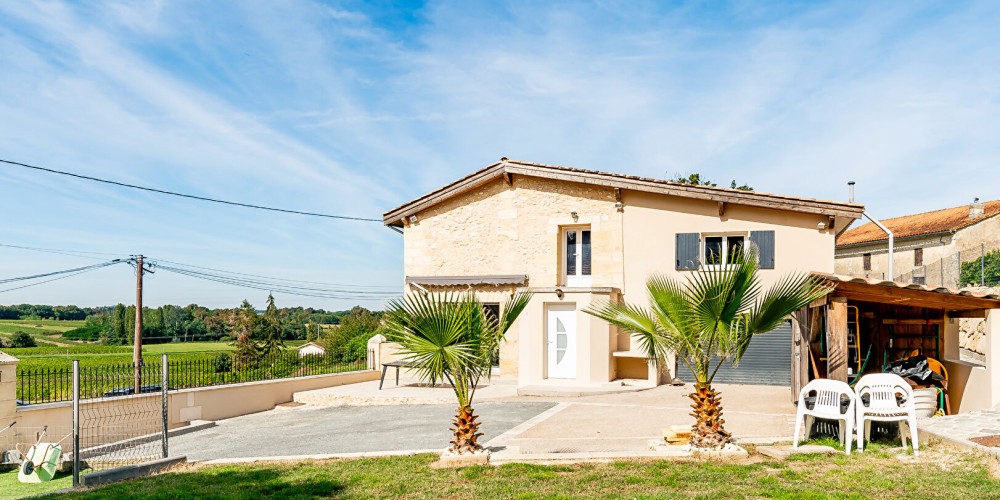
[0, 0, 997, 307]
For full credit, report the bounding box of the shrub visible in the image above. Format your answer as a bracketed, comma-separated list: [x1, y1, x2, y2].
[10, 331, 37, 348]
[211, 352, 233, 373]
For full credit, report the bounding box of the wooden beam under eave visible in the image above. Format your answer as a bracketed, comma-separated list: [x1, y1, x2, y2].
[503, 172, 514, 186]
[718, 201, 726, 217]
[827, 297, 849, 382]
[614, 187, 622, 202]
[809, 295, 828, 309]
[947, 310, 988, 318]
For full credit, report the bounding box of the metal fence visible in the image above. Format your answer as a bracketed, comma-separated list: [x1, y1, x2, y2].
[17, 349, 368, 405]
[74, 357, 168, 484]
[890, 243, 1000, 289]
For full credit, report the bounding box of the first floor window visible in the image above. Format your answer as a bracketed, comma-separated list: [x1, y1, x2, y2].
[704, 234, 745, 266]
[863, 253, 872, 271]
[914, 248, 923, 266]
[563, 227, 591, 286]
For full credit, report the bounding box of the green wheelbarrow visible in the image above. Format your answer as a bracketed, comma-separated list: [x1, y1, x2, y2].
[16, 426, 71, 483]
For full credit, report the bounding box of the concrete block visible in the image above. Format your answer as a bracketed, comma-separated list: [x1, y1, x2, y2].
[80, 456, 186, 487]
[431, 449, 490, 468]
[757, 445, 838, 460]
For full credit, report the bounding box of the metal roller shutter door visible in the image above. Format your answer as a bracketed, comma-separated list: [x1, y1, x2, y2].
[678, 321, 792, 386]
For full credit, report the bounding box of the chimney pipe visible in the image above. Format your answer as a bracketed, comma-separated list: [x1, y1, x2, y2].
[852, 182, 895, 280]
[970, 198, 985, 218]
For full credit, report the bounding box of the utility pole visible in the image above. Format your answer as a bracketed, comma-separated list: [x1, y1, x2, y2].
[130, 255, 154, 395]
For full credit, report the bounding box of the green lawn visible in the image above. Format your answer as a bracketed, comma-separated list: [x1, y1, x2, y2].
[0, 469, 73, 500]
[141, 340, 306, 354]
[43, 443, 1000, 499]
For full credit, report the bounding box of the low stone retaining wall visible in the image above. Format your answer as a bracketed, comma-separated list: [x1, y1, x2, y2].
[6, 369, 379, 452]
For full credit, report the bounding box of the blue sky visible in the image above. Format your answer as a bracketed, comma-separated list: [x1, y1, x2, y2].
[1, 1, 998, 309]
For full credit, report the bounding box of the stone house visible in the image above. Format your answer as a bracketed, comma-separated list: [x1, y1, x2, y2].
[834, 199, 1000, 287]
[382, 158, 865, 392]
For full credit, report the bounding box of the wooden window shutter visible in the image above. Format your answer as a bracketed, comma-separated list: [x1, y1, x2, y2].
[750, 230, 775, 269]
[676, 233, 700, 270]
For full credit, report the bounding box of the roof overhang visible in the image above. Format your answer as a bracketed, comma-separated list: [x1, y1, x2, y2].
[405, 275, 528, 287]
[384, 159, 865, 227]
[812, 272, 1000, 312]
[835, 230, 954, 250]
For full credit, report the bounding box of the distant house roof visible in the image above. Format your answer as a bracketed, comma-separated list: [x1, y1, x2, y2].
[383, 158, 864, 226]
[836, 200, 1000, 247]
[296, 342, 325, 351]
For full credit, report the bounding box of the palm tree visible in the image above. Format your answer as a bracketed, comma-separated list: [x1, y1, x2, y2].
[584, 247, 831, 449]
[385, 291, 532, 454]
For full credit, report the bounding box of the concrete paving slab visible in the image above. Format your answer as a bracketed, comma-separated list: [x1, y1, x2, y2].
[169, 401, 554, 461]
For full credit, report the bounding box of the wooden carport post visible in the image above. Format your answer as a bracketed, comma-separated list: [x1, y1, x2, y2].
[790, 308, 811, 400]
[826, 297, 849, 382]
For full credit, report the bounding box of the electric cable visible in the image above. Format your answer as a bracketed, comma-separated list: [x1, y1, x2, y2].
[0, 158, 382, 222]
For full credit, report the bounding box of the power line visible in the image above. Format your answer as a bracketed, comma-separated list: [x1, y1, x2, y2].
[151, 258, 398, 290]
[0, 242, 121, 261]
[0, 261, 123, 293]
[156, 264, 399, 300]
[0, 260, 123, 284]
[153, 264, 396, 295]
[0, 158, 382, 222]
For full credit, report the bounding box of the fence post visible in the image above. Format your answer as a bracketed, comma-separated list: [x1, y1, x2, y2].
[72, 359, 80, 487]
[161, 353, 168, 459]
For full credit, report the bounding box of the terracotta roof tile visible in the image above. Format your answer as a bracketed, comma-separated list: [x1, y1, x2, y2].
[836, 200, 1000, 247]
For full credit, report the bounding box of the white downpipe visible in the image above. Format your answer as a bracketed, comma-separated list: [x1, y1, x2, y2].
[864, 213, 894, 280]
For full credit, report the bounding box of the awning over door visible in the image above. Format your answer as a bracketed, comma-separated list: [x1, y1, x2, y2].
[405, 275, 528, 286]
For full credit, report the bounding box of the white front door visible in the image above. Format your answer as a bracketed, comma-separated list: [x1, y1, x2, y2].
[546, 305, 576, 379]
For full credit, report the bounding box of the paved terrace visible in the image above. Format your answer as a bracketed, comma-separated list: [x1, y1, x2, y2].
[170, 377, 797, 461]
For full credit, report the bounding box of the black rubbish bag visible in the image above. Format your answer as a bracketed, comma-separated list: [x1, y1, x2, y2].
[885, 355, 944, 384]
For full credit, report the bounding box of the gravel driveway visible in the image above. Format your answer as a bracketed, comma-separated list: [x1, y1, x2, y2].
[170, 402, 555, 461]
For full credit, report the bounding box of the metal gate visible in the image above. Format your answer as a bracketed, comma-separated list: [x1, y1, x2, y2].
[72, 355, 168, 485]
[678, 321, 792, 386]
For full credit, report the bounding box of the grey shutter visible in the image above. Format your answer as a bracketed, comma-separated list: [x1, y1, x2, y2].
[676, 233, 700, 270]
[750, 230, 775, 269]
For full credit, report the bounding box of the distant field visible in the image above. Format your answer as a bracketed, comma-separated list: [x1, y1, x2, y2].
[0, 319, 85, 346]
[140, 340, 302, 354]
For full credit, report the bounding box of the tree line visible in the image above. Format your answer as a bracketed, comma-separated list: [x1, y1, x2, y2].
[48, 301, 373, 345]
[0, 304, 96, 321]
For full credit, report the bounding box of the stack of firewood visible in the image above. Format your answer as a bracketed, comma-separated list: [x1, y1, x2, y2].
[662, 425, 691, 445]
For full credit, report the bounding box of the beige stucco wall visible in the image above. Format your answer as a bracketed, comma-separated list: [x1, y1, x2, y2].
[399, 175, 845, 388]
[401, 176, 624, 380]
[515, 290, 621, 386]
[941, 310, 1000, 413]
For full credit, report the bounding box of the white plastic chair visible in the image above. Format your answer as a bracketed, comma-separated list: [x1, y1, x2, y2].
[794, 379, 855, 454]
[854, 373, 919, 456]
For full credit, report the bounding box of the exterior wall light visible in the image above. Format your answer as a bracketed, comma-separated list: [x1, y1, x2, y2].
[409, 215, 418, 223]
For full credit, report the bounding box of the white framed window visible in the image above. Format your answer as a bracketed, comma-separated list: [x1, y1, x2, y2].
[703, 234, 746, 267]
[562, 227, 591, 286]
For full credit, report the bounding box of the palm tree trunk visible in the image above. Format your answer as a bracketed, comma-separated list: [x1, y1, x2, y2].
[449, 405, 484, 454]
[688, 383, 731, 449]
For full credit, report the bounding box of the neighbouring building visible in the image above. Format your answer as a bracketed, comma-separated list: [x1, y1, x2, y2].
[382, 158, 865, 392]
[835, 199, 1000, 288]
[296, 341, 326, 357]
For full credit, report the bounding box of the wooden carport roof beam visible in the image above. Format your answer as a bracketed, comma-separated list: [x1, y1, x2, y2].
[828, 280, 1000, 311]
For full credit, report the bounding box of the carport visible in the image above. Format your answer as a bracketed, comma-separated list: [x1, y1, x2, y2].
[791, 273, 1000, 413]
